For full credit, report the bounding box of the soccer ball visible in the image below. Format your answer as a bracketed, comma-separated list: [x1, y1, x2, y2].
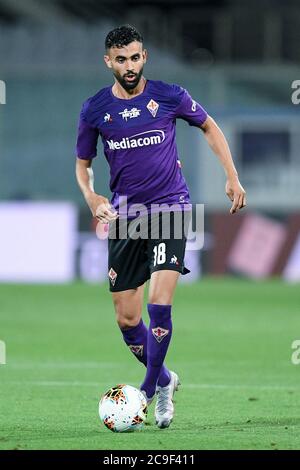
[99, 384, 148, 432]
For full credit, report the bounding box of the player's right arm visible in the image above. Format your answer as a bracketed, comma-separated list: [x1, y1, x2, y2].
[76, 157, 118, 223]
[76, 97, 117, 223]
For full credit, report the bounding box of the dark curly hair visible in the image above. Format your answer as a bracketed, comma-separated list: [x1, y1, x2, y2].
[105, 25, 143, 50]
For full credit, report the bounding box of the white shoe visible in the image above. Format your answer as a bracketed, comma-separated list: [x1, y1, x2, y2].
[155, 371, 180, 428]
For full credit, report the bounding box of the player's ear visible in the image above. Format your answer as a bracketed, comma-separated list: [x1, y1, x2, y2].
[142, 49, 148, 64]
[104, 54, 112, 69]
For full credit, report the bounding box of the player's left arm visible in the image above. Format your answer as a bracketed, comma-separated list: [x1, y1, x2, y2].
[200, 115, 246, 215]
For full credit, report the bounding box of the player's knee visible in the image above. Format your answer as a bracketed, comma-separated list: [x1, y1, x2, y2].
[148, 293, 173, 305]
[116, 313, 140, 330]
[113, 298, 140, 329]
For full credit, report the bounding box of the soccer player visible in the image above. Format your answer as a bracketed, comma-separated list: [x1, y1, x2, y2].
[76, 25, 246, 428]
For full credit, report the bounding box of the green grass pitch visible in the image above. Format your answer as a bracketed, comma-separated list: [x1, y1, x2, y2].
[0, 278, 299, 450]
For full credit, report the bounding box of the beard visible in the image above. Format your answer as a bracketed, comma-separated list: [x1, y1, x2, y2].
[113, 67, 144, 92]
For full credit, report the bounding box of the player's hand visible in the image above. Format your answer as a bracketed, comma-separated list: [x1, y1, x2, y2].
[86, 193, 118, 223]
[225, 178, 246, 215]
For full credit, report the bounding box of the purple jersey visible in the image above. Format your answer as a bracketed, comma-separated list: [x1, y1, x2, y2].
[76, 80, 207, 215]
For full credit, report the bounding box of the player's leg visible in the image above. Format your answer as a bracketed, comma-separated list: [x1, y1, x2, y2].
[108, 215, 172, 387]
[112, 284, 145, 330]
[140, 211, 190, 427]
[140, 270, 179, 400]
[112, 286, 171, 396]
[108, 217, 148, 364]
[142, 270, 182, 428]
[148, 269, 179, 305]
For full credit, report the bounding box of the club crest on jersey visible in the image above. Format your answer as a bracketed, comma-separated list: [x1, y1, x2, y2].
[108, 267, 117, 286]
[104, 113, 112, 123]
[147, 99, 159, 117]
[119, 107, 141, 121]
[129, 345, 144, 356]
[152, 327, 169, 343]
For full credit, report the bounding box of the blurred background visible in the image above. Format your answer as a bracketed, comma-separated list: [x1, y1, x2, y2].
[0, 0, 300, 284]
[1, 0, 300, 452]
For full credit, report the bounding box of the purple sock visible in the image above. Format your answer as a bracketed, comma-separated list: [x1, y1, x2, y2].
[120, 319, 170, 387]
[140, 304, 173, 399]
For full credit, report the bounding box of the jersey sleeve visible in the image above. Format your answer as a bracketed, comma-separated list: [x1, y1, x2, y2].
[76, 101, 99, 159]
[173, 85, 208, 127]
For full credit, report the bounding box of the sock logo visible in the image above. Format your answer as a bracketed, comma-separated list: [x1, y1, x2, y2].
[129, 345, 144, 356]
[152, 327, 169, 343]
